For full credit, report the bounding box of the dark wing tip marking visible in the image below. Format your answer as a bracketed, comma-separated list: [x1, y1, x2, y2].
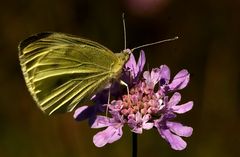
[18, 32, 53, 54]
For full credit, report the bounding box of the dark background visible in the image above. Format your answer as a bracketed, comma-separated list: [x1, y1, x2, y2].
[0, 0, 239, 157]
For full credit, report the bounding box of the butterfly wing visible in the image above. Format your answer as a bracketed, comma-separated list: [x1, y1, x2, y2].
[19, 32, 124, 115]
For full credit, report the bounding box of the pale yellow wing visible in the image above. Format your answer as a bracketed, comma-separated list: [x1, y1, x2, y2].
[19, 32, 123, 115]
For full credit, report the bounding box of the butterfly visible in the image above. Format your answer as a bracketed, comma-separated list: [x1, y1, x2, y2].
[19, 32, 131, 115]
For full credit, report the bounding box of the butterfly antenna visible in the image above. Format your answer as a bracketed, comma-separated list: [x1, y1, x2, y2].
[122, 13, 127, 49]
[131, 36, 179, 52]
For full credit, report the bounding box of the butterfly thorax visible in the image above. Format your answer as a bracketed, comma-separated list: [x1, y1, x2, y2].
[110, 50, 130, 79]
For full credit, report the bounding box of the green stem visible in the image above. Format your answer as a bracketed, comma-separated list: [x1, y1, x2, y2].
[132, 132, 138, 157]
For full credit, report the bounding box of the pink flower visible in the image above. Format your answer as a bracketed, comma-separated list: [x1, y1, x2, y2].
[74, 51, 193, 150]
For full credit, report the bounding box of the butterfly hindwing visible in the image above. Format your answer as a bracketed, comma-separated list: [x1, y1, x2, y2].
[19, 32, 123, 115]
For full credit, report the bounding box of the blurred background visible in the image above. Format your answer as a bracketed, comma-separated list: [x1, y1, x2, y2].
[0, 0, 239, 157]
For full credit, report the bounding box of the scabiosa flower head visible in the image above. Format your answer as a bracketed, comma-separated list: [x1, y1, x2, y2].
[74, 50, 193, 150]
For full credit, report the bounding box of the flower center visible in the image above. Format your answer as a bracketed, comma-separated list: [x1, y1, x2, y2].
[110, 81, 163, 121]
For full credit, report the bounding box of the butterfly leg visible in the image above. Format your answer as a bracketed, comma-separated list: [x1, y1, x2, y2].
[105, 88, 111, 117]
[120, 80, 129, 95]
[120, 80, 131, 104]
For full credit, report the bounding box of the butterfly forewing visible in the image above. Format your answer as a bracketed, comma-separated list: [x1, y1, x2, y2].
[19, 32, 128, 115]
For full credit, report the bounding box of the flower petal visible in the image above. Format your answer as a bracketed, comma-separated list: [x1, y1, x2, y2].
[109, 100, 123, 111]
[93, 126, 123, 147]
[137, 50, 146, 73]
[143, 68, 161, 88]
[143, 71, 150, 81]
[142, 114, 151, 122]
[161, 112, 177, 121]
[131, 126, 143, 134]
[151, 68, 161, 84]
[107, 126, 123, 143]
[172, 101, 193, 114]
[124, 51, 146, 84]
[159, 65, 171, 85]
[159, 128, 187, 150]
[91, 116, 111, 128]
[128, 112, 144, 134]
[125, 53, 137, 77]
[135, 112, 142, 122]
[166, 121, 193, 137]
[169, 69, 190, 91]
[168, 92, 181, 107]
[74, 106, 94, 121]
[143, 122, 154, 130]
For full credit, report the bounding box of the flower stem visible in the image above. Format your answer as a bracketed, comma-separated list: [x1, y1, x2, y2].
[132, 132, 138, 157]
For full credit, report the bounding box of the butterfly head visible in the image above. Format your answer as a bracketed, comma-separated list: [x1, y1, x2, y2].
[120, 49, 132, 64]
[122, 49, 132, 54]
